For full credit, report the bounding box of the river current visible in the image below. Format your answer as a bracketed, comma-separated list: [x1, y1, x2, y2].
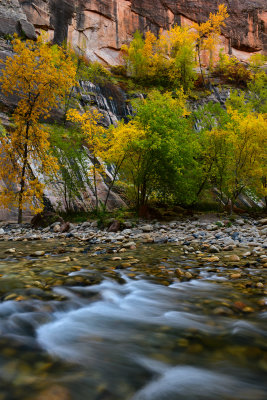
[0, 240, 266, 400]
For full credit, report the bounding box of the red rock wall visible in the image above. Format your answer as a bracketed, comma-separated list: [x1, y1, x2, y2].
[15, 1, 267, 64]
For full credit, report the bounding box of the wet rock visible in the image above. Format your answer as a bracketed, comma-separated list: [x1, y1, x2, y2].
[210, 256, 220, 262]
[154, 237, 168, 244]
[34, 385, 71, 400]
[243, 306, 255, 313]
[5, 248, 16, 253]
[209, 245, 220, 253]
[228, 254, 241, 262]
[184, 271, 193, 279]
[230, 273, 242, 279]
[31, 251, 45, 257]
[175, 268, 184, 277]
[0, 228, 5, 235]
[213, 306, 234, 316]
[123, 241, 136, 249]
[233, 301, 247, 311]
[121, 262, 131, 268]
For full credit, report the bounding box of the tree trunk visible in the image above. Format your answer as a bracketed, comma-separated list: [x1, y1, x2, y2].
[197, 43, 205, 87]
[104, 159, 124, 208]
[93, 156, 98, 213]
[18, 124, 29, 224]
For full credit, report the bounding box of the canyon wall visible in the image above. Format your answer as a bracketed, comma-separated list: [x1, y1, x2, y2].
[0, 1, 266, 65]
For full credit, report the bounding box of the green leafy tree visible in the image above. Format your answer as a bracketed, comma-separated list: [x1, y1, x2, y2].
[105, 90, 201, 208]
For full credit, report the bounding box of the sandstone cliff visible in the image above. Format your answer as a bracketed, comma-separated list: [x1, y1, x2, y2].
[0, 1, 266, 65]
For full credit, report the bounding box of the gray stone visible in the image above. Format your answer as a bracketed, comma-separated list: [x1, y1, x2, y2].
[123, 221, 133, 229]
[206, 224, 218, 231]
[209, 245, 220, 253]
[140, 224, 154, 232]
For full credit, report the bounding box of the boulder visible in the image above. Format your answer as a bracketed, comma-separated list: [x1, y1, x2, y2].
[31, 212, 64, 228]
[108, 220, 121, 232]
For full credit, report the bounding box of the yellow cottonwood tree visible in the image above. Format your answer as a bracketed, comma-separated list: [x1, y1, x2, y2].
[193, 4, 229, 74]
[103, 120, 146, 207]
[0, 36, 76, 223]
[203, 109, 267, 211]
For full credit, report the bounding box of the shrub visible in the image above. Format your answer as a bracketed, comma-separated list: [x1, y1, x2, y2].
[214, 51, 252, 86]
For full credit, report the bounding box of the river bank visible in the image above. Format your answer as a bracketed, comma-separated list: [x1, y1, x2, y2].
[0, 213, 266, 303]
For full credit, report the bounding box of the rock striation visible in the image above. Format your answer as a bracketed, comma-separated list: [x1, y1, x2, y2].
[0, 1, 266, 64]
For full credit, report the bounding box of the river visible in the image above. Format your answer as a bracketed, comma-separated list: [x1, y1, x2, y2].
[0, 239, 266, 400]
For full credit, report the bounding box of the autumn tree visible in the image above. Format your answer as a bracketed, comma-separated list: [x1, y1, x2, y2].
[121, 31, 155, 81]
[66, 108, 107, 212]
[121, 28, 196, 91]
[0, 36, 76, 223]
[197, 97, 267, 212]
[105, 90, 201, 209]
[193, 4, 229, 81]
[159, 26, 197, 91]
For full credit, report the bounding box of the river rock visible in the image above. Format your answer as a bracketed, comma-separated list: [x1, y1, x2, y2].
[209, 245, 220, 253]
[5, 248, 16, 253]
[108, 220, 121, 232]
[175, 268, 184, 277]
[53, 224, 61, 233]
[213, 306, 234, 316]
[31, 251, 45, 257]
[228, 254, 241, 262]
[34, 384, 71, 400]
[60, 222, 70, 233]
[205, 256, 220, 262]
[206, 224, 218, 231]
[140, 224, 154, 232]
[0, 228, 5, 235]
[230, 273, 242, 279]
[184, 271, 193, 279]
[123, 241, 136, 249]
[123, 221, 133, 229]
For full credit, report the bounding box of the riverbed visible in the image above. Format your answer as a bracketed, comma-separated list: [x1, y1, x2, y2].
[0, 231, 266, 400]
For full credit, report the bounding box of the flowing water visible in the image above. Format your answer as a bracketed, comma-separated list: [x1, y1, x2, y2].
[0, 240, 266, 400]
